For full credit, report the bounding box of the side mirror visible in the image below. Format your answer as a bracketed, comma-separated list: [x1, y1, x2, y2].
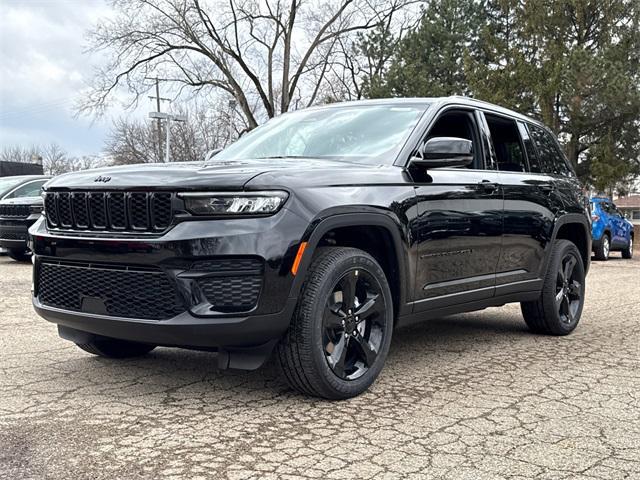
[410, 137, 473, 169]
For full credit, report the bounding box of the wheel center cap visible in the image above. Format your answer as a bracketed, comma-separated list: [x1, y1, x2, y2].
[344, 315, 357, 334]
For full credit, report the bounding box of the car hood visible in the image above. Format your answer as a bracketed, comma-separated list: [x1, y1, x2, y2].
[0, 196, 43, 206]
[42, 158, 397, 190]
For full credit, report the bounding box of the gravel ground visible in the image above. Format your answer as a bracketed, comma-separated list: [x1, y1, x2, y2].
[0, 253, 639, 480]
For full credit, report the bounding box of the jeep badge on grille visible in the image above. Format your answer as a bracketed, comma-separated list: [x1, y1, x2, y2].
[94, 175, 111, 183]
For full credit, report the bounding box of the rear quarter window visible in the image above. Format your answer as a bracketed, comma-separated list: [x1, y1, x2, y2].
[528, 124, 573, 176]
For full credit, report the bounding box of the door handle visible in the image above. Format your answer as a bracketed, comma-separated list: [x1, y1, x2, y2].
[478, 180, 499, 192]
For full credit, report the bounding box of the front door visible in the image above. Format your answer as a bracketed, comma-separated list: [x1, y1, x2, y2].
[412, 108, 503, 312]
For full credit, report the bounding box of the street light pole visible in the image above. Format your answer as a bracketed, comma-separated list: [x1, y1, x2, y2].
[148, 112, 187, 162]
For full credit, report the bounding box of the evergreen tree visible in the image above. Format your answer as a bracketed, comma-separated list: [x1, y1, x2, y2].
[365, 0, 486, 98]
[361, 0, 640, 191]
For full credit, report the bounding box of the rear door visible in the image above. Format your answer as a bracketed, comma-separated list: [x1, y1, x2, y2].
[412, 107, 503, 312]
[481, 113, 561, 291]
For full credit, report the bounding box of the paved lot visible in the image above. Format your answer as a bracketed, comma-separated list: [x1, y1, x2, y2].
[1, 254, 639, 480]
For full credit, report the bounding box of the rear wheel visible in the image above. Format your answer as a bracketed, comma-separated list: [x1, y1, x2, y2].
[622, 236, 633, 259]
[7, 249, 31, 262]
[277, 247, 393, 399]
[76, 337, 156, 358]
[521, 239, 585, 335]
[593, 233, 610, 261]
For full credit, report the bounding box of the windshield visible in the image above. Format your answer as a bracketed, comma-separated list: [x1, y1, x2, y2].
[0, 176, 28, 194]
[214, 104, 427, 164]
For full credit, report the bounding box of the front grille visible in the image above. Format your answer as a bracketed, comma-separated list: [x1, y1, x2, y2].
[37, 261, 185, 320]
[44, 191, 173, 233]
[0, 204, 30, 218]
[0, 229, 27, 241]
[193, 258, 264, 312]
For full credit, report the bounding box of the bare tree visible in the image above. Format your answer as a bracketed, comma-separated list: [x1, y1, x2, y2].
[105, 100, 237, 165]
[0, 145, 42, 164]
[41, 143, 70, 176]
[81, 0, 414, 128]
[1, 144, 106, 176]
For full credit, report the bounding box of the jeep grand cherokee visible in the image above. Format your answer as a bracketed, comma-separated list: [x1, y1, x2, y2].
[31, 97, 590, 399]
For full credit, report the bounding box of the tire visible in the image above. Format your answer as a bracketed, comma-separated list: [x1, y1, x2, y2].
[521, 239, 585, 336]
[76, 336, 156, 358]
[622, 236, 633, 259]
[276, 247, 394, 399]
[593, 233, 610, 261]
[7, 249, 31, 262]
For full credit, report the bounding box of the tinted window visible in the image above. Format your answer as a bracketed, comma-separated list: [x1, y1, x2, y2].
[484, 114, 527, 172]
[5, 180, 47, 199]
[518, 122, 541, 172]
[528, 124, 572, 175]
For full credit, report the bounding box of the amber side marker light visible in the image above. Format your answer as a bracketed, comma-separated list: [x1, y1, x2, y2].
[291, 242, 308, 275]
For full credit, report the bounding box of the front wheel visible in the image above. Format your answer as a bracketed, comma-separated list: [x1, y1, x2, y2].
[277, 247, 393, 399]
[521, 239, 585, 335]
[622, 236, 633, 259]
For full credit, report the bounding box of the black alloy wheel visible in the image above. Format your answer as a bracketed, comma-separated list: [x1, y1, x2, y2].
[277, 247, 393, 399]
[521, 239, 585, 335]
[322, 269, 386, 381]
[555, 252, 582, 325]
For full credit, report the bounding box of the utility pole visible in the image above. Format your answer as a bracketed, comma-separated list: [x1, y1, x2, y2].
[145, 77, 171, 162]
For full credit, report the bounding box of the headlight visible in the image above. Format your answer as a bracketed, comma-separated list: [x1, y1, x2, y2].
[180, 191, 288, 216]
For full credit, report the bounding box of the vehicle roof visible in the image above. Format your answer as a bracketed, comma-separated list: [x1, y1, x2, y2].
[313, 96, 546, 128]
[590, 196, 611, 202]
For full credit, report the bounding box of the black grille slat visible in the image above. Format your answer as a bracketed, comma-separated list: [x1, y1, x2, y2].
[45, 190, 174, 233]
[71, 193, 89, 228]
[57, 193, 72, 227]
[108, 193, 127, 229]
[151, 193, 172, 229]
[129, 193, 149, 229]
[37, 261, 185, 320]
[88, 193, 107, 229]
[44, 194, 58, 226]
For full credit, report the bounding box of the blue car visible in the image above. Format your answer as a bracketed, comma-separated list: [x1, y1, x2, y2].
[590, 197, 634, 260]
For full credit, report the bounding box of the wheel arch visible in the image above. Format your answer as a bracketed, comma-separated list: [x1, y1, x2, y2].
[290, 212, 411, 318]
[552, 215, 591, 273]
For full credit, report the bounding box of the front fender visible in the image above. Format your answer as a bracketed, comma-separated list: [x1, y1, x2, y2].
[287, 210, 413, 316]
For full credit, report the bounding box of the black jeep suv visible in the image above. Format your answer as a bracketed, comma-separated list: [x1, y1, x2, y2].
[0, 176, 49, 261]
[32, 97, 590, 399]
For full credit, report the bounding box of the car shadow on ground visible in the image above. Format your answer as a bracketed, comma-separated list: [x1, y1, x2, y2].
[55, 312, 531, 402]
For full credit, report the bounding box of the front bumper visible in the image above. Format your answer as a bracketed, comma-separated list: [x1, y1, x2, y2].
[0, 216, 38, 250]
[34, 296, 297, 349]
[30, 210, 307, 352]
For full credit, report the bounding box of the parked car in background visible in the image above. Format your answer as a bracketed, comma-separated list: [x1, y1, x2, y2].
[0, 176, 49, 261]
[590, 197, 634, 260]
[31, 97, 590, 399]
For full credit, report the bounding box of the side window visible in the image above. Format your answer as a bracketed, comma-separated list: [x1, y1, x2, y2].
[422, 109, 481, 169]
[484, 114, 527, 172]
[518, 122, 542, 172]
[529, 124, 572, 176]
[5, 180, 46, 199]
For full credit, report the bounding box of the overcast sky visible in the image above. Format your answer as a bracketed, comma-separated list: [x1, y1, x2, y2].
[0, 0, 130, 157]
